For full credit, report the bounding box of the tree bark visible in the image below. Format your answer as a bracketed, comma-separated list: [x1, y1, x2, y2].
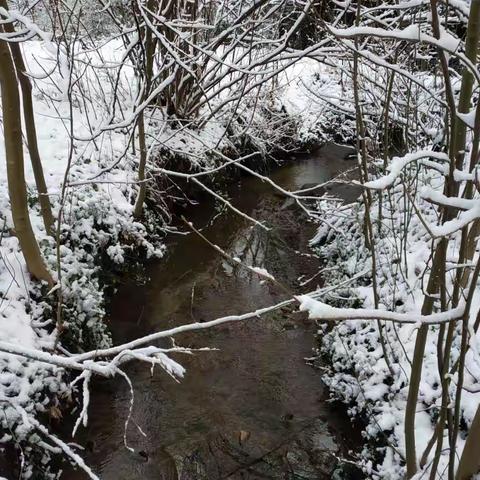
[0, 0, 55, 236]
[453, 0, 480, 172]
[457, 400, 480, 479]
[0, 36, 53, 285]
[133, 111, 147, 218]
[405, 238, 446, 478]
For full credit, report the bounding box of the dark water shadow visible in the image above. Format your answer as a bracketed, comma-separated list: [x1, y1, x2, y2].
[63, 144, 363, 480]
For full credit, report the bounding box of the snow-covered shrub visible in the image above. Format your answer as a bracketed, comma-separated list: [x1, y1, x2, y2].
[310, 166, 475, 478]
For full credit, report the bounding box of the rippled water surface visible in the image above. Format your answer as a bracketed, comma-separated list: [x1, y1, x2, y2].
[67, 144, 362, 480]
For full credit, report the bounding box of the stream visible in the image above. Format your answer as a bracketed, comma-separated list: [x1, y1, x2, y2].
[67, 144, 362, 480]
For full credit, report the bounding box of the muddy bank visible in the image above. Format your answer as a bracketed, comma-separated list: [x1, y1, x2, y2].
[65, 143, 362, 480]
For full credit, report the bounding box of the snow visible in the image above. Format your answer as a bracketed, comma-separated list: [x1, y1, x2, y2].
[420, 186, 477, 210]
[458, 109, 477, 129]
[0, 38, 165, 474]
[298, 29, 480, 474]
[430, 202, 480, 237]
[0, 1, 478, 477]
[309, 162, 480, 478]
[298, 295, 465, 324]
[363, 151, 450, 190]
[329, 24, 461, 54]
[0, 35, 326, 475]
[250, 266, 275, 281]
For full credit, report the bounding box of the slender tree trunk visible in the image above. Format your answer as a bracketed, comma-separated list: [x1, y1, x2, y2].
[133, 111, 147, 218]
[457, 400, 480, 479]
[352, 1, 395, 380]
[11, 48, 55, 236]
[446, 3, 480, 477]
[0, 36, 53, 285]
[132, 0, 156, 218]
[452, 0, 480, 172]
[0, 0, 55, 236]
[405, 239, 446, 477]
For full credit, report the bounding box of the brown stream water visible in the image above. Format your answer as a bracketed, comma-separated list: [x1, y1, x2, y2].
[66, 144, 361, 480]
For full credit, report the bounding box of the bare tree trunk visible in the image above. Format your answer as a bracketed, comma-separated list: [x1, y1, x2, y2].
[0, 0, 55, 236]
[0, 36, 53, 285]
[405, 239, 446, 478]
[352, 1, 395, 380]
[131, 0, 156, 219]
[457, 400, 480, 479]
[452, 0, 480, 172]
[133, 111, 147, 218]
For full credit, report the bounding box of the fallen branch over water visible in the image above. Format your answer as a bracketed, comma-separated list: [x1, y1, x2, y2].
[298, 295, 466, 325]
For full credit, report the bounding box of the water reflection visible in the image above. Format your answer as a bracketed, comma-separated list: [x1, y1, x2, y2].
[65, 144, 361, 479]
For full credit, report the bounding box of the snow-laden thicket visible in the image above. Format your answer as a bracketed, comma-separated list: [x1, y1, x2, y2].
[0, 24, 329, 478]
[4, 0, 480, 478]
[0, 39, 163, 477]
[309, 172, 466, 479]
[295, 1, 480, 478]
